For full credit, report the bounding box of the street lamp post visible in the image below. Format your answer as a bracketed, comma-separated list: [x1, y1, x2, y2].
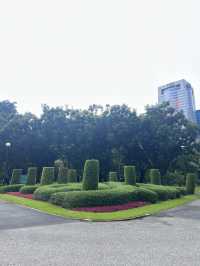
[4, 142, 11, 185]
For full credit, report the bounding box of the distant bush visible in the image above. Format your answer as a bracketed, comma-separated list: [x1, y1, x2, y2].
[82, 160, 99, 190]
[26, 167, 37, 185]
[20, 185, 40, 194]
[40, 167, 55, 185]
[0, 184, 24, 193]
[186, 173, 196, 194]
[124, 166, 136, 185]
[150, 169, 161, 185]
[57, 167, 68, 184]
[10, 169, 22, 185]
[109, 172, 118, 182]
[68, 169, 77, 183]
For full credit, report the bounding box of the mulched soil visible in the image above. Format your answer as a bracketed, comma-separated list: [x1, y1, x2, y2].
[73, 201, 147, 213]
[7, 192, 34, 200]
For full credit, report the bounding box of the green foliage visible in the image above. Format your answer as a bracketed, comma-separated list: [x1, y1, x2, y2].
[109, 172, 118, 182]
[124, 166, 136, 185]
[34, 183, 82, 201]
[10, 169, 22, 184]
[52, 186, 156, 209]
[0, 184, 24, 193]
[40, 167, 55, 185]
[26, 167, 37, 185]
[150, 169, 161, 185]
[20, 185, 40, 194]
[57, 167, 68, 184]
[82, 160, 99, 190]
[186, 173, 196, 194]
[140, 184, 180, 200]
[68, 169, 77, 183]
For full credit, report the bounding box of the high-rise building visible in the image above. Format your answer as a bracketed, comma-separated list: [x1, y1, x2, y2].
[158, 79, 196, 122]
[196, 110, 200, 125]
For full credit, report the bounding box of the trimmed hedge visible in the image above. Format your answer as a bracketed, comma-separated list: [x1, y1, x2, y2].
[20, 185, 40, 194]
[109, 172, 118, 182]
[68, 169, 77, 183]
[26, 167, 37, 185]
[40, 167, 55, 185]
[124, 166, 136, 185]
[140, 184, 179, 200]
[33, 182, 109, 201]
[10, 169, 22, 185]
[50, 186, 158, 209]
[150, 169, 161, 185]
[33, 183, 82, 201]
[57, 167, 68, 184]
[186, 173, 196, 194]
[0, 184, 24, 193]
[82, 160, 99, 190]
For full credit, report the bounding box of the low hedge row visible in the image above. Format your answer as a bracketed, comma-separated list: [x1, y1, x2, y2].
[50, 186, 158, 209]
[20, 185, 40, 194]
[140, 184, 183, 200]
[33, 183, 110, 201]
[0, 184, 24, 193]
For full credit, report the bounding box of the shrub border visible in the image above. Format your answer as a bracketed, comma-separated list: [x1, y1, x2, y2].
[0, 194, 199, 222]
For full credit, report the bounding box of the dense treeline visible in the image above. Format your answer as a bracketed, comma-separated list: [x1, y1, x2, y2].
[0, 100, 199, 182]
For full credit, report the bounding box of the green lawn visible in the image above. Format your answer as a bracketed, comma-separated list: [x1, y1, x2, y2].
[0, 193, 199, 222]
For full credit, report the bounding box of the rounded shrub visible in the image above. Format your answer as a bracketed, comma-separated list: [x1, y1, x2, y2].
[10, 169, 22, 184]
[124, 166, 136, 185]
[20, 185, 40, 194]
[57, 167, 68, 184]
[186, 173, 196, 194]
[26, 167, 37, 185]
[150, 169, 161, 185]
[40, 167, 55, 185]
[82, 160, 99, 190]
[68, 169, 77, 183]
[109, 172, 118, 182]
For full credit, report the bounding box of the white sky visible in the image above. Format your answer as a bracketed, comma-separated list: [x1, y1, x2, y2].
[0, 0, 200, 116]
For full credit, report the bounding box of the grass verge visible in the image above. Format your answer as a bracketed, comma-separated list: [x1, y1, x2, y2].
[0, 194, 199, 222]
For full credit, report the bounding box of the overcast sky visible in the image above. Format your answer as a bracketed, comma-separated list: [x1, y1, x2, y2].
[0, 0, 200, 116]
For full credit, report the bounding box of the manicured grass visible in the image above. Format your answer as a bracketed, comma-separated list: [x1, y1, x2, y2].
[0, 193, 199, 221]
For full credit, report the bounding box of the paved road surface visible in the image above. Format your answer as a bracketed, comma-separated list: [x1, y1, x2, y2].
[0, 199, 200, 266]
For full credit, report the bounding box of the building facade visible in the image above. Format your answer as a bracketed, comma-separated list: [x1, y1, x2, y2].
[158, 79, 196, 123]
[196, 110, 200, 125]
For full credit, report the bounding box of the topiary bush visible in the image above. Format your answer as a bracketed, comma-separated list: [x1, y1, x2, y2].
[10, 169, 22, 185]
[57, 167, 68, 184]
[40, 167, 55, 185]
[109, 172, 118, 182]
[33, 183, 82, 201]
[150, 169, 161, 185]
[140, 184, 179, 200]
[50, 185, 158, 209]
[124, 166, 136, 185]
[26, 167, 37, 185]
[20, 184, 40, 194]
[82, 160, 99, 190]
[186, 173, 196, 194]
[68, 169, 77, 183]
[0, 184, 24, 193]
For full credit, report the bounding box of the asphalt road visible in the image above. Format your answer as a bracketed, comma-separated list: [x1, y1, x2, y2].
[0, 200, 200, 266]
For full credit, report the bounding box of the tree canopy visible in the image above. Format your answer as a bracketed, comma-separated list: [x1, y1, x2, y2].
[0, 100, 199, 182]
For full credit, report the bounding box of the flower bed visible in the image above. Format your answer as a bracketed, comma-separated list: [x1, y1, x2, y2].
[73, 201, 146, 213]
[7, 192, 34, 200]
